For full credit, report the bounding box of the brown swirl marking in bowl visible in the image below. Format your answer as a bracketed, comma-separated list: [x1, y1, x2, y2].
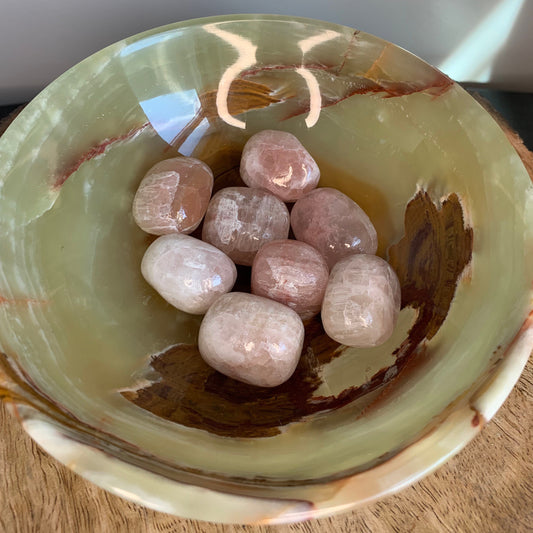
[166, 78, 295, 152]
[240, 40, 453, 121]
[51, 78, 288, 191]
[389, 191, 473, 343]
[50, 59, 453, 192]
[122, 185, 473, 438]
[52, 122, 153, 191]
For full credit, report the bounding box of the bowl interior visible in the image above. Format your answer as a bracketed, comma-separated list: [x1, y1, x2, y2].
[0, 15, 531, 487]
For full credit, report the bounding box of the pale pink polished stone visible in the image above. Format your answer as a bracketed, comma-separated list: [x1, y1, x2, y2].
[251, 240, 329, 320]
[141, 234, 237, 315]
[202, 187, 290, 266]
[321, 254, 401, 347]
[240, 130, 320, 202]
[198, 292, 304, 387]
[132, 157, 213, 235]
[291, 187, 378, 270]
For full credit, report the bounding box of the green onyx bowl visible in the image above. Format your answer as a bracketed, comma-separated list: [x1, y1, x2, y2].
[0, 14, 531, 524]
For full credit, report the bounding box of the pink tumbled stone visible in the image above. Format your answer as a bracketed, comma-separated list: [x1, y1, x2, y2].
[198, 292, 304, 387]
[141, 234, 237, 314]
[291, 187, 378, 270]
[240, 130, 320, 202]
[251, 240, 329, 320]
[202, 187, 290, 266]
[321, 254, 401, 347]
[132, 157, 213, 235]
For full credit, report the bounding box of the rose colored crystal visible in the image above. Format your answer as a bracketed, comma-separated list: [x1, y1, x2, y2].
[240, 130, 320, 202]
[321, 254, 401, 347]
[132, 157, 213, 235]
[198, 292, 304, 387]
[291, 187, 378, 270]
[251, 240, 329, 320]
[202, 187, 290, 266]
[141, 234, 236, 314]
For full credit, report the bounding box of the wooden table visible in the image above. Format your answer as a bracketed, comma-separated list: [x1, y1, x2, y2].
[1, 96, 532, 533]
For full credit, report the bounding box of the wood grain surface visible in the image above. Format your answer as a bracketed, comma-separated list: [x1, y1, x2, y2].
[1, 99, 532, 533]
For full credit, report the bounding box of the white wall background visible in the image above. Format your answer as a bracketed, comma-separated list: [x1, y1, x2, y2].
[1, 0, 531, 104]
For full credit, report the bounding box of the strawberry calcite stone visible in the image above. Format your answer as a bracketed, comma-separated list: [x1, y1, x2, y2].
[240, 130, 320, 202]
[202, 187, 290, 266]
[132, 157, 213, 235]
[321, 254, 401, 347]
[198, 292, 304, 387]
[251, 240, 329, 320]
[291, 187, 378, 270]
[141, 234, 236, 314]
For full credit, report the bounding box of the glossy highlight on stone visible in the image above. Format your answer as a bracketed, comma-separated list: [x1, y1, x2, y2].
[132, 157, 213, 235]
[291, 187, 378, 270]
[322, 254, 401, 347]
[141, 234, 237, 314]
[202, 187, 290, 266]
[198, 292, 305, 387]
[240, 130, 320, 202]
[251, 240, 329, 320]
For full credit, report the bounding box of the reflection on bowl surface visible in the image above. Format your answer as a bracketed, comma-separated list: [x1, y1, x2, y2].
[0, 14, 531, 524]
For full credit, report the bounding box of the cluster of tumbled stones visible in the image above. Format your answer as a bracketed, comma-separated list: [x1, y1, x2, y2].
[133, 130, 400, 387]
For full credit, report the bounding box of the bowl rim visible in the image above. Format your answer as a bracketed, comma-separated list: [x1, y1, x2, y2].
[1, 12, 532, 525]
